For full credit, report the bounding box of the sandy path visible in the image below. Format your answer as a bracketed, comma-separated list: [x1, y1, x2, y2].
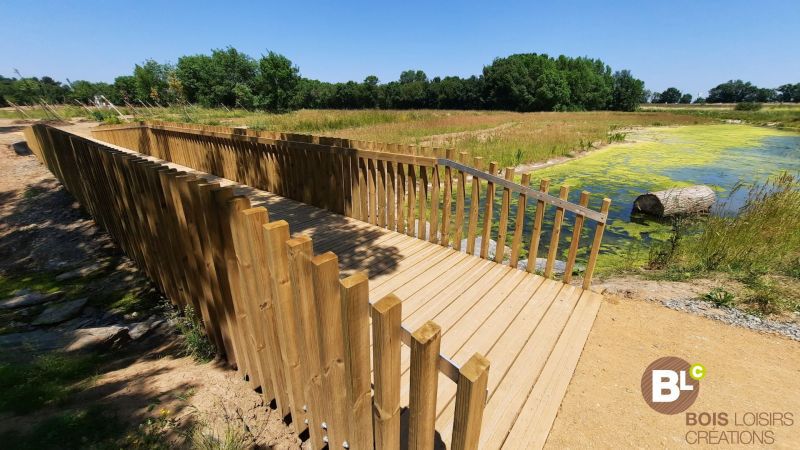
[548, 295, 800, 448]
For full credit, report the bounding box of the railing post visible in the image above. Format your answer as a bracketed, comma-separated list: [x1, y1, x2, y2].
[264, 220, 308, 431]
[340, 272, 374, 450]
[311, 252, 351, 447]
[582, 198, 612, 289]
[452, 353, 490, 450]
[409, 321, 442, 450]
[372, 294, 402, 450]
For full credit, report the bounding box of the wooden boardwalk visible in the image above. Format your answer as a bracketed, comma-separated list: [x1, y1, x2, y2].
[64, 122, 606, 448]
[251, 188, 603, 449]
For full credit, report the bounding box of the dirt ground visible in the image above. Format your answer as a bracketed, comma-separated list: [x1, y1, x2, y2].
[548, 294, 800, 448]
[4, 118, 800, 448]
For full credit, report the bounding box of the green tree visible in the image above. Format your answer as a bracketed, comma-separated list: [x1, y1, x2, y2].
[483, 54, 570, 111]
[679, 93, 693, 104]
[176, 47, 257, 107]
[112, 75, 136, 104]
[132, 59, 174, 104]
[253, 51, 300, 112]
[610, 70, 644, 111]
[658, 87, 682, 104]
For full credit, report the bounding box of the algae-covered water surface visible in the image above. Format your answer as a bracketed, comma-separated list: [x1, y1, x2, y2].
[527, 124, 800, 260]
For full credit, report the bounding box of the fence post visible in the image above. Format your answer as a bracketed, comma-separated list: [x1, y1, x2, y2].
[409, 321, 442, 450]
[241, 209, 292, 416]
[287, 235, 326, 449]
[451, 353, 490, 450]
[340, 272, 374, 450]
[311, 252, 351, 447]
[372, 294, 402, 450]
[264, 220, 308, 432]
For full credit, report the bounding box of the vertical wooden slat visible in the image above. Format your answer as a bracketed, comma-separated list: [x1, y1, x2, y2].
[440, 149, 454, 246]
[311, 252, 350, 447]
[466, 156, 483, 256]
[480, 162, 498, 259]
[263, 220, 308, 431]
[526, 179, 551, 273]
[397, 163, 407, 234]
[241, 209, 291, 416]
[372, 294, 402, 450]
[286, 235, 325, 449]
[340, 272, 374, 450]
[509, 173, 531, 269]
[368, 159, 377, 225]
[453, 153, 468, 251]
[429, 165, 440, 243]
[451, 353, 490, 450]
[387, 161, 396, 231]
[407, 164, 417, 237]
[544, 186, 570, 278]
[235, 208, 276, 403]
[582, 198, 612, 289]
[377, 159, 387, 227]
[494, 167, 515, 263]
[418, 166, 429, 240]
[563, 191, 591, 283]
[217, 194, 262, 389]
[359, 157, 368, 223]
[409, 321, 441, 450]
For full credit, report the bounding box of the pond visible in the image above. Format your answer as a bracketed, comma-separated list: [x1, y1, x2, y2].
[527, 124, 800, 256]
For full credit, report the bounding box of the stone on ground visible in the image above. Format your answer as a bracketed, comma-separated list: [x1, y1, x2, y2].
[0, 290, 63, 310]
[32, 297, 88, 325]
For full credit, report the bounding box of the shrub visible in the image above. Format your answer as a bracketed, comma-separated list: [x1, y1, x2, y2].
[734, 102, 763, 111]
[703, 287, 735, 307]
[173, 305, 216, 362]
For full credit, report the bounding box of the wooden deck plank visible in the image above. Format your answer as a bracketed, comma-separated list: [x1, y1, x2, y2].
[477, 286, 584, 449]
[502, 290, 603, 449]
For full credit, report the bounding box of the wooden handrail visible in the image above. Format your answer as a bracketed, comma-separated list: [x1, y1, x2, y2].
[438, 159, 608, 223]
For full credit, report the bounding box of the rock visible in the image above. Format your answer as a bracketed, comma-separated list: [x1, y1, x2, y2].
[128, 318, 164, 340]
[516, 258, 583, 276]
[32, 298, 88, 326]
[0, 290, 64, 310]
[11, 140, 32, 156]
[65, 326, 130, 351]
[55, 263, 106, 281]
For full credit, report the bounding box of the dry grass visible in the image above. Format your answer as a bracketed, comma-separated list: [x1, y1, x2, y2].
[3, 106, 714, 165]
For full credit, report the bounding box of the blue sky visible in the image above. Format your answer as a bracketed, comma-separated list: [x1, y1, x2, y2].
[2, 0, 798, 96]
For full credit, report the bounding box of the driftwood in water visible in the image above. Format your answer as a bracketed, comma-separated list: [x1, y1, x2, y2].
[633, 185, 716, 217]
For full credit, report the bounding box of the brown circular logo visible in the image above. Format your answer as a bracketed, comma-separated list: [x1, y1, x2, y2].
[641, 356, 700, 414]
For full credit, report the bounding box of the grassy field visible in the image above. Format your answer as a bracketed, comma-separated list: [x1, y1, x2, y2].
[2, 106, 717, 166]
[641, 103, 800, 131]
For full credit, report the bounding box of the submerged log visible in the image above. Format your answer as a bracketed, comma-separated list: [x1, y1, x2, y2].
[633, 185, 716, 217]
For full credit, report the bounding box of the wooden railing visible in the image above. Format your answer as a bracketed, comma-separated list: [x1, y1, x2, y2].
[93, 121, 611, 288]
[26, 124, 489, 450]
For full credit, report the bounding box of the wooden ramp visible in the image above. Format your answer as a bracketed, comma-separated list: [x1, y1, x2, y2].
[252, 189, 603, 449]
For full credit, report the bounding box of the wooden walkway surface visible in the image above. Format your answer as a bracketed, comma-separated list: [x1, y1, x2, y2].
[250, 188, 603, 449]
[62, 124, 604, 449]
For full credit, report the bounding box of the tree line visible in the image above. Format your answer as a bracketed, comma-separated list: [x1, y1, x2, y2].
[1, 48, 644, 112]
[645, 80, 800, 104]
[2, 47, 798, 113]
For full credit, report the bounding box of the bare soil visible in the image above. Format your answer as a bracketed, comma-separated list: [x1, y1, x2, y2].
[548, 294, 800, 448]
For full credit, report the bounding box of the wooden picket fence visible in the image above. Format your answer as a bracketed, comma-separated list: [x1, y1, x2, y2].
[25, 124, 490, 450]
[94, 121, 611, 288]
